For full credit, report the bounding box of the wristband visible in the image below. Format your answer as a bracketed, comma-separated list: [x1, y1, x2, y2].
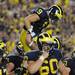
[39, 55, 44, 61]
[28, 26, 33, 33]
[29, 41, 34, 47]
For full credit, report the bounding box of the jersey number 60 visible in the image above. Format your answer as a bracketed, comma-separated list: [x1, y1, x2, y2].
[39, 58, 58, 75]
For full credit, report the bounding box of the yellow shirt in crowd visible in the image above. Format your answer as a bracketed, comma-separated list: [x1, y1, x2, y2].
[6, 41, 16, 53]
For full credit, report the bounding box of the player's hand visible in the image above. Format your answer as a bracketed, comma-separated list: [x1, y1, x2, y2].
[41, 51, 49, 59]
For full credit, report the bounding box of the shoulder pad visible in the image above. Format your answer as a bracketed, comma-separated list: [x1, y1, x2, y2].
[25, 50, 42, 61]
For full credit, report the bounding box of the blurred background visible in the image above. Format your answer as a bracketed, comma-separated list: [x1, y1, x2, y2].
[0, 0, 75, 57]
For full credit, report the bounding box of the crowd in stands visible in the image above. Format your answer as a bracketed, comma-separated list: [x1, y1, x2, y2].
[0, 0, 75, 57]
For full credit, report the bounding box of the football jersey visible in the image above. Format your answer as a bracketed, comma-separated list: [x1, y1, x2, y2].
[26, 48, 62, 75]
[24, 7, 49, 37]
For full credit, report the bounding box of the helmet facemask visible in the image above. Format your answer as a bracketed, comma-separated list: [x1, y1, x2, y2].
[42, 42, 54, 52]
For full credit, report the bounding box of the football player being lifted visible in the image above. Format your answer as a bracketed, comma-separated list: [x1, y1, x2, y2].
[20, 5, 63, 51]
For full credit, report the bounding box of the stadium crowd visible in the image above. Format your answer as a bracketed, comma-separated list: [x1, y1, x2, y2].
[0, 0, 75, 75]
[0, 0, 75, 55]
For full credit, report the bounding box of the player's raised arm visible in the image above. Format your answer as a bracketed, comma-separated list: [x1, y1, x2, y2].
[24, 13, 40, 30]
[27, 51, 48, 74]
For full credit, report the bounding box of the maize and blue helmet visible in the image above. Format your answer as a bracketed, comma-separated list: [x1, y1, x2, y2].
[37, 32, 61, 50]
[48, 5, 63, 21]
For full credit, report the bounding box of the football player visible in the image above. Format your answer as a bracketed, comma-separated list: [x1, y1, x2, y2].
[25, 32, 69, 75]
[63, 51, 75, 75]
[20, 5, 63, 50]
[6, 41, 28, 75]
